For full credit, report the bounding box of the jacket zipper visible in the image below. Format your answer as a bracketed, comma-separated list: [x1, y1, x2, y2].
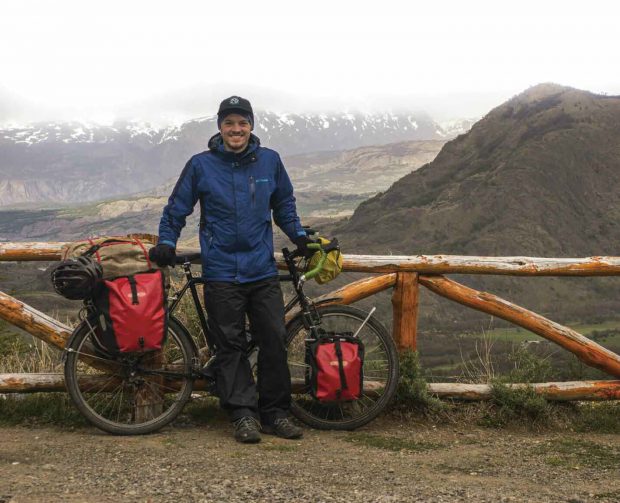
[249, 175, 256, 207]
[232, 162, 239, 281]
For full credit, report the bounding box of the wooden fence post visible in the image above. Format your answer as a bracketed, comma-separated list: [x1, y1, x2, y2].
[391, 272, 419, 351]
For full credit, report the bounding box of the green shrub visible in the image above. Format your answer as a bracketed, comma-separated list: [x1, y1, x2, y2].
[392, 349, 446, 415]
[479, 381, 552, 428]
[502, 344, 552, 383]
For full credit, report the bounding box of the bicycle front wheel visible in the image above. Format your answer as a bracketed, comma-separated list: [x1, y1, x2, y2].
[286, 304, 399, 430]
[64, 318, 196, 435]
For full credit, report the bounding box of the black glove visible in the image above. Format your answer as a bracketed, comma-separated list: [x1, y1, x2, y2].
[148, 243, 176, 267]
[294, 235, 316, 259]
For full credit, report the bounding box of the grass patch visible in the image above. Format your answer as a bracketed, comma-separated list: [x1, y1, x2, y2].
[0, 393, 88, 427]
[532, 438, 620, 470]
[0, 339, 63, 374]
[572, 402, 620, 434]
[346, 432, 443, 452]
[0, 329, 30, 358]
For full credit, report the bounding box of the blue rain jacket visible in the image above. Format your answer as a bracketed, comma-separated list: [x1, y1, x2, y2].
[157, 133, 306, 283]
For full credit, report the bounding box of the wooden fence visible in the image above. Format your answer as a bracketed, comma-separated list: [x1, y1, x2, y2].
[1, 239, 620, 400]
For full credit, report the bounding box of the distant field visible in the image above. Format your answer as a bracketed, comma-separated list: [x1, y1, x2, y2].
[471, 320, 620, 347]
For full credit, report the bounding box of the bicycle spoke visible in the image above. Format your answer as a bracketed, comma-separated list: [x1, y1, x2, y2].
[286, 305, 398, 430]
[143, 377, 185, 396]
[66, 319, 196, 434]
[71, 348, 125, 366]
[95, 382, 125, 418]
[116, 386, 125, 424]
[288, 360, 311, 368]
[82, 374, 120, 402]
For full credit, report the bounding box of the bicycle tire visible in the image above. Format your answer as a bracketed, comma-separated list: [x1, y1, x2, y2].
[64, 317, 196, 435]
[285, 304, 399, 430]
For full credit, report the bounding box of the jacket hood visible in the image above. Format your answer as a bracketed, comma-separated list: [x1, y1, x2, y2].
[207, 133, 261, 156]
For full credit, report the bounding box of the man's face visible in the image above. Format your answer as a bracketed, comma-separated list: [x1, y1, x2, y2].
[219, 113, 252, 153]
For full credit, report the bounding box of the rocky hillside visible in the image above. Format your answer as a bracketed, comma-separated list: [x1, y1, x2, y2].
[334, 84, 620, 327]
[286, 140, 444, 196]
[0, 112, 456, 207]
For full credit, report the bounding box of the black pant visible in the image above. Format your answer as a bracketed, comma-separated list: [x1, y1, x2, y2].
[203, 277, 291, 424]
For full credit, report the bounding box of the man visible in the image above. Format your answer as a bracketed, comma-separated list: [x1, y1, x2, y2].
[149, 96, 312, 443]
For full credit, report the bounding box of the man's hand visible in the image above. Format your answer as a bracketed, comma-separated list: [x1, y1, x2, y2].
[294, 235, 316, 259]
[148, 243, 176, 267]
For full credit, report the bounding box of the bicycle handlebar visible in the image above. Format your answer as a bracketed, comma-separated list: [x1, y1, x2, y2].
[175, 252, 201, 265]
[175, 237, 340, 282]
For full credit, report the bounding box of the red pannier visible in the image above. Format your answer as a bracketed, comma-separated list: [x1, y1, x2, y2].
[306, 332, 364, 402]
[59, 236, 169, 354]
[94, 270, 167, 353]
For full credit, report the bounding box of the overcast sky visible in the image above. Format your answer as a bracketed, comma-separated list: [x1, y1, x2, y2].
[1, 0, 618, 124]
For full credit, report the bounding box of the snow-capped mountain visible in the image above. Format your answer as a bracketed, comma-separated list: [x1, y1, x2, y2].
[0, 111, 456, 207]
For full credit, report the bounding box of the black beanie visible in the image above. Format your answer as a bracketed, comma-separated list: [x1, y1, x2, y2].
[217, 96, 254, 130]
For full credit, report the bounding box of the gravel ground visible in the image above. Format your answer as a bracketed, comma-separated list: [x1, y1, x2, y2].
[1, 415, 619, 503]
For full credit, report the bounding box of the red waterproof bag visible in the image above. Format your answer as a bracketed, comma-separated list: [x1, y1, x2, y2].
[94, 270, 167, 353]
[306, 332, 364, 402]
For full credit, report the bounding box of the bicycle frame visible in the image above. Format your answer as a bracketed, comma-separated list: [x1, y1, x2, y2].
[168, 248, 323, 355]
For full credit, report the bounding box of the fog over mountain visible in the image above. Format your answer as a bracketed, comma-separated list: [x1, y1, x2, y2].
[0, 82, 499, 127]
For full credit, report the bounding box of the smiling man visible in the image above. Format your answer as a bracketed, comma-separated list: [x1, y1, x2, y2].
[149, 96, 313, 443]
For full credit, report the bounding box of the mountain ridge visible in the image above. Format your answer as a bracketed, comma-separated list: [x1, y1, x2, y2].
[337, 83, 620, 256]
[0, 111, 465, 207]
[331, 83, 620, 328]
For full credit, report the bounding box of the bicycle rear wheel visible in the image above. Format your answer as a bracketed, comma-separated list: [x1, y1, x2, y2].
[286, 304, 399, 430]
[64, 317, 196, 435]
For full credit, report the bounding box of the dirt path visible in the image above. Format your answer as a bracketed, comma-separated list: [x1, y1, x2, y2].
[1, 416, 619, 503]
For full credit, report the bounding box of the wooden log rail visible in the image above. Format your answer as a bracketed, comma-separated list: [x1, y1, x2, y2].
[428, 380, 620, 401]
[2, 241, 620, 398]
[4, 242, 620, 276]
[0, 291, 71, 350]
[2, 373, 619, 401]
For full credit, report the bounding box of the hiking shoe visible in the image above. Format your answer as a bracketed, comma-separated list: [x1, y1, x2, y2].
[262, 418, 303, 439]
[233, 416, 261, 444]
